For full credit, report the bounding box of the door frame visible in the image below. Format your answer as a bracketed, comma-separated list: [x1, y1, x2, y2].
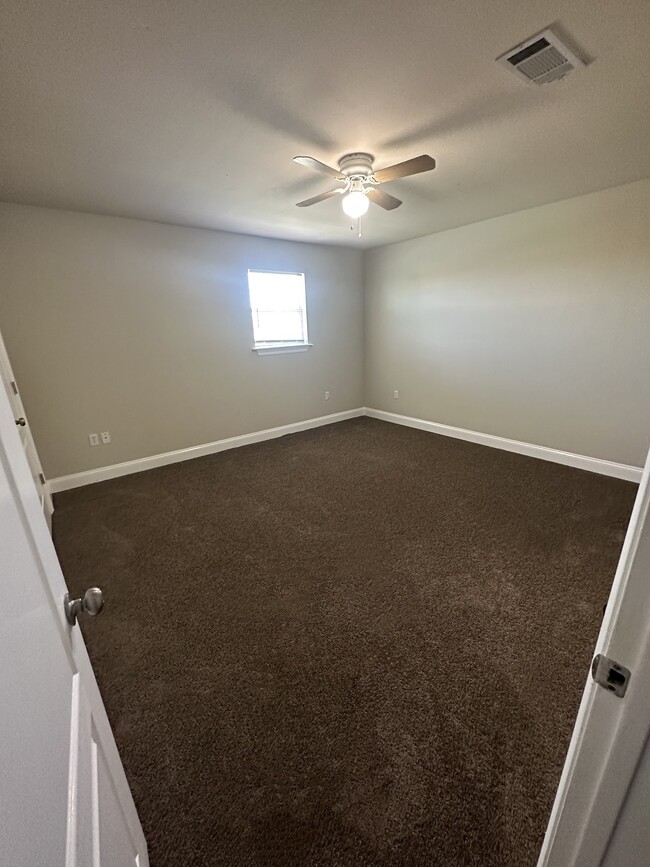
[538, 444, 650, 865]
[0, 326, 54, 525]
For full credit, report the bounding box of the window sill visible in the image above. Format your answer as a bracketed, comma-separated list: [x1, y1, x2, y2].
[252, 343, 313, 356]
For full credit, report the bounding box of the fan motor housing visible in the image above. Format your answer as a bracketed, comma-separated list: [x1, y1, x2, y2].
[338, 152, 374, 178]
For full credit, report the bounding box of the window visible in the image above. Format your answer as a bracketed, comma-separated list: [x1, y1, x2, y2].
[248, 270, 311, 354]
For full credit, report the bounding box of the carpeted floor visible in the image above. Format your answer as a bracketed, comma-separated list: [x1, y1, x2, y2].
[53, 418, 636, 866]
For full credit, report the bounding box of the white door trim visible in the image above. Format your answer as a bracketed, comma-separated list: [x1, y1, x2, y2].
[0, 326, 54, 523]
[538, 445, 650, 865]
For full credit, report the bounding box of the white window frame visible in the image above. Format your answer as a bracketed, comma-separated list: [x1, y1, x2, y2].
[248, 269, 312, 356]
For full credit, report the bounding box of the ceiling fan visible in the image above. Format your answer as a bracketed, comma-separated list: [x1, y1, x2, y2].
[293, 152, 436, 218]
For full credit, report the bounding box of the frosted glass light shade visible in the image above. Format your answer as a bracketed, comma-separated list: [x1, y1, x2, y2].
[342, 190, 369, 218]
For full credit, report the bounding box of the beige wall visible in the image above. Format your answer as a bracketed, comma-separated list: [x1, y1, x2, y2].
[364, 178, 650, 468]
[2, 178, 649, 480]
[0, 204, 364, 478]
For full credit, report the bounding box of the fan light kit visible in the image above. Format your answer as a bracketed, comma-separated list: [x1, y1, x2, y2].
[342, 183, 370, 218]
[293, 152, 436, 224]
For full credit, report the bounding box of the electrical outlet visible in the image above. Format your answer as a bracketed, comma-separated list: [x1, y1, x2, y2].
[88, 433, 100, 447]
[393, 389, 399, 399]
[100, 431, 111, 444]
[325, 390, 330, 400]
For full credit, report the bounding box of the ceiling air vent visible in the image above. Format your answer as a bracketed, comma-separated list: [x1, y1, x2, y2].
[497, 28, 585, 85]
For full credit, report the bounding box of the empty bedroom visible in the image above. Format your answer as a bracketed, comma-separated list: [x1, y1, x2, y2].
[1, 1, 650, 866]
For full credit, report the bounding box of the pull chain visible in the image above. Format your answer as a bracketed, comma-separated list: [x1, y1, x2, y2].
[349, 218, 363, 238]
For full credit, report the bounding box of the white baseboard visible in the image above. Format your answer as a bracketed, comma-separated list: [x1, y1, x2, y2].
[48, 408, 365, 493]
[48, 405, 643, 494]
[364, 408, 643, 483]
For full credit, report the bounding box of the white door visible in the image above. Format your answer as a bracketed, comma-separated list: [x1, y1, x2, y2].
[0, 326, 53, 527]
[538, 443, 650, 866]
[0, 356, 148, 865]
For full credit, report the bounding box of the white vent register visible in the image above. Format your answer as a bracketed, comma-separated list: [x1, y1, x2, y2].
[498, 28, 585, 85]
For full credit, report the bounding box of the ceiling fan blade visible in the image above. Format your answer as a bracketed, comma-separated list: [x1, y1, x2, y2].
[366, 188, 402, 210]
[372, 155, 436, 184]
[293, 156, 344, 179]
[296, 188, 343, 207]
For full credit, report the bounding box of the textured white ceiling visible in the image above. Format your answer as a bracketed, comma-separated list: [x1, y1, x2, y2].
[1, 0, 649, 248]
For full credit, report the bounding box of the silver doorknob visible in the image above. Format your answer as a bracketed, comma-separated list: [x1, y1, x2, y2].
[64, 587, 105, 626]
[15, 417, 26, 426]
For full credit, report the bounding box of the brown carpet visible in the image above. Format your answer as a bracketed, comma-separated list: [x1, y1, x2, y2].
[53, 418, 636, 866]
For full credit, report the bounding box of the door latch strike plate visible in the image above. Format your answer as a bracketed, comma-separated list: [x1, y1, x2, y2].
[592, 654, 631, 698]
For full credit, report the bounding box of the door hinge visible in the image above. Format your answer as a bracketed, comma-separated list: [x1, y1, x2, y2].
[592, 654, 631, 698]
[39, 472, 46, 486]
[11, 380, 18, 395]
